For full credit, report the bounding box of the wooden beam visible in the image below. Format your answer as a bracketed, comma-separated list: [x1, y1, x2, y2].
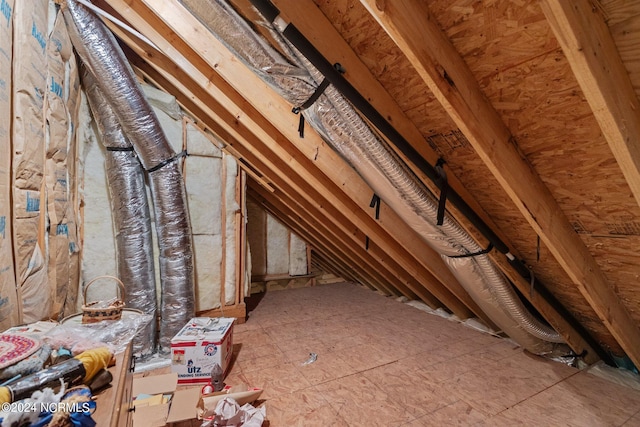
[104, 0, 478, 318]
[271, 0, 507, 245]
[131, 47, 403, 299]
[112, 23, 401, 299]
[541, 0, 640, 211]
[198, 303, 246, 323]
[122, 34, 425, 304]
[255, 0, 596, 358]
[360, 0, 640, 366]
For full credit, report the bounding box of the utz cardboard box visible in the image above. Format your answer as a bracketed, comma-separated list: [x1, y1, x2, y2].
[171, 317, 234, 385]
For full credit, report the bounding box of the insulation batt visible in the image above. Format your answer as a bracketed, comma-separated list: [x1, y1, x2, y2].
[82, 68, 157, 359]
[62, 0, 195, 353]
[178, 0, 567, 355]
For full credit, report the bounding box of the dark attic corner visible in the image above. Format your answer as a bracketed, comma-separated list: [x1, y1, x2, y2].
[0, 0, 639, 425]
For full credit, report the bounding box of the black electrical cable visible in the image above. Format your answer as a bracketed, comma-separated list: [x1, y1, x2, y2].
[248, 0, 614, 366]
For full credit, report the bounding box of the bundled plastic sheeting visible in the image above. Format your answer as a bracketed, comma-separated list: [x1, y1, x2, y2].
[62, 0, 195, 353]
[82, 68, 157, 359]
[179, 0, 566, 355]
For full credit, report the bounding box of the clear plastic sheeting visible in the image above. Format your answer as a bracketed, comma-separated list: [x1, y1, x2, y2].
[62, 0, 194, 353]
[82, 68, 157, 359]
[179, 0, 566, 355]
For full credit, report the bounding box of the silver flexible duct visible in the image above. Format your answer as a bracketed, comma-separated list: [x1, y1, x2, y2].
[62, 0, 195, 353]
[82, 68, 157, 359]
[179, 0, 565, 354]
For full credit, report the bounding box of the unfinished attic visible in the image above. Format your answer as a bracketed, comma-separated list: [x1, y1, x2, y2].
[1, 0, 640, 424]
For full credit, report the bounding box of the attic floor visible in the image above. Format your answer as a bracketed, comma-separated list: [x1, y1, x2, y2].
[173, 282, 640, 426]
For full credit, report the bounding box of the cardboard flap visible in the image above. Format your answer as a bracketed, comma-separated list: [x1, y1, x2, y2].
[132, 373, 178, 396]
[132, 403, 169, 427]
[166, 387, 202, 423]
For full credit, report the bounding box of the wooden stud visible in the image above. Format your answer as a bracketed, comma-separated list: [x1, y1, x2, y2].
[220, 150, 227, 308]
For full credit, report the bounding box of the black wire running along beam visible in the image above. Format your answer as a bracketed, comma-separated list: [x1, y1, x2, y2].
[247, 0, 614, 365]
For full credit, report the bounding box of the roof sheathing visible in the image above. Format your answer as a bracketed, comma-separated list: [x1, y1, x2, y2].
[313, 0, 640, 355]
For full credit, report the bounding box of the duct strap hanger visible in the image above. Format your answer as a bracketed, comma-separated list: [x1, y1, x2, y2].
[369, 194, 381, 220]
[292, 63, 345, 138]
[365, 193, 381, 251]
[434, 158, 448, 225]
[147, 150, 188, 173]
[105, 146, 135, 152]
[448, 242, 493, 258]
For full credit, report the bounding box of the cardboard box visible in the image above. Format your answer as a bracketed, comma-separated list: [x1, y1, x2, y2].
[170, 317, 234, 384]
[131, 372, 202, 427]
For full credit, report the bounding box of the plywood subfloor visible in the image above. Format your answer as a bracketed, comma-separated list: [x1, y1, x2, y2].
[170, 282, 640, 426]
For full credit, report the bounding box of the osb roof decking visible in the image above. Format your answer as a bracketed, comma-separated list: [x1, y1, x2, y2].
[310, 0, 640, 355]
[95, 0, 640, 366]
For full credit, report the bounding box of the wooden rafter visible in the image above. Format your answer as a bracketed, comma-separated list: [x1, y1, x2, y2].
[126, 46, 409, 300]
[540, 0, 640, 211]
[360, 0, 640, 366]
[248, 184, 412, 299]
[116, 22, 406, 299]
[125, 42, 462, 312]
[271, 0, 600, 363]
[102, 0, 484, 319]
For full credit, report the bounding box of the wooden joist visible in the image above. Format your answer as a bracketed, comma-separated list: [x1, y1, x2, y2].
[540, 0, 640, 212]
[360, 0, 640, 367]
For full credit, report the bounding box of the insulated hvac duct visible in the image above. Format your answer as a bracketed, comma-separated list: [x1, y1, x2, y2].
[179, 0, 566, 355]
[62, 0, 195, 353]
[82, 68, 157, 359]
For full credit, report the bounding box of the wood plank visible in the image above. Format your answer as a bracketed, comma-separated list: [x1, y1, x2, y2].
[360, 0, 640, 366]
[236, 169, 246, 306]
[103, 0, 477, 318]
[540, 0, 640, 211]
[93, 343, 133, 427]
[220, 150, 227, 308]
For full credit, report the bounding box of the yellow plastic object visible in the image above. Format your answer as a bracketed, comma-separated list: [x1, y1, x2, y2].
[75, 347, 113, 382]
[0, 387, 10, 404]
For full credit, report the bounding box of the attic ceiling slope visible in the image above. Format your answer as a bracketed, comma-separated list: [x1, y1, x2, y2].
[313, 0, 623, 355]
[99, 0, 484, 317]
[268, 0, 601, 363]
[91, 0, 640, 364]
[104, 3, 407, 299]
[359, 0, 640, 367]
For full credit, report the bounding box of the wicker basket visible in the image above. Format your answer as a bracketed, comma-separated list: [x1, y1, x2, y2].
[81, 275, 126, 324]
